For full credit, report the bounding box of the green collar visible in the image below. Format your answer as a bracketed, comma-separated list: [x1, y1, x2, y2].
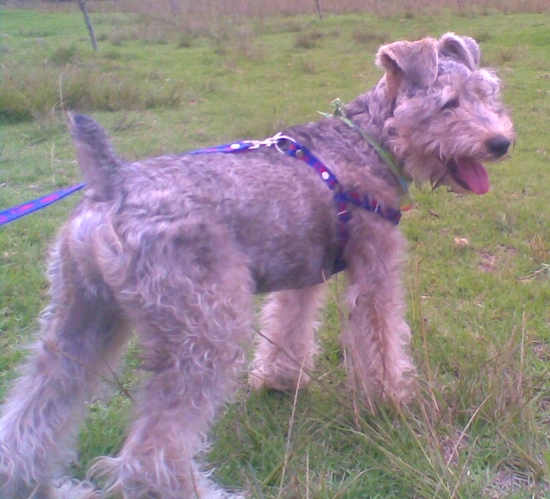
[319, 98, 412, 209]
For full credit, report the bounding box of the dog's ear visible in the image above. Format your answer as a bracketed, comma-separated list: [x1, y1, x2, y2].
[376, 38, 438, 100]
[438, 32, 480, 70]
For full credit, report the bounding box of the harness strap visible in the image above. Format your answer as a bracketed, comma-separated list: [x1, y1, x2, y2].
[278, 138, 400, 274]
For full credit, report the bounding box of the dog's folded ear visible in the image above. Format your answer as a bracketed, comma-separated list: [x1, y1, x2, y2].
[67, 112, 123, 202]
[438, 32, 480, 70]
[376, 38, 438, 100]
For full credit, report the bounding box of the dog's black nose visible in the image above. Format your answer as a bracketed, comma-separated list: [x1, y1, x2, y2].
[486, 135, 511, 158]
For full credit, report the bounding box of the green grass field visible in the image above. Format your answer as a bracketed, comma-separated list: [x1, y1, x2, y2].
[1, 5, 550, 499]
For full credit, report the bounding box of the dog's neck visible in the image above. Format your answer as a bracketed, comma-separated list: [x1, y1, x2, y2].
[333, 96, 412, 209]
[343, 84, 395, 143]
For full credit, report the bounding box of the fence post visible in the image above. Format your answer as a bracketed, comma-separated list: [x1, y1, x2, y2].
[77, 0, 98, 51]
[315, 0, 324, 19]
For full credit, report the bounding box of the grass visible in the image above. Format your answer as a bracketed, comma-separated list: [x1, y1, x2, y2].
[1, 5, 550, 499]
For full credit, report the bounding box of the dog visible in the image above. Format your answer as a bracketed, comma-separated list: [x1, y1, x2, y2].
[0, 33, 514, 498]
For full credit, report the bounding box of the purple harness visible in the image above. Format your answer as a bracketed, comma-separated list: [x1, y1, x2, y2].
[183, 133, 402, 273]
[0, 134, 401, 273]
[280, 137, 401, 273]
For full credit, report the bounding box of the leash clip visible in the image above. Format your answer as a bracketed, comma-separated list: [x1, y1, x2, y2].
[270, 132, 298, 154]
[242, 133, 295, 150]
[243, 139, 268, 150]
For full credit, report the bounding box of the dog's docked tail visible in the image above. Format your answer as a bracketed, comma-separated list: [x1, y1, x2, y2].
[68, 112, 124, 202]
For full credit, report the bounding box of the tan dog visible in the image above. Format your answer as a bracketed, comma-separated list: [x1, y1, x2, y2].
[0, 33, 514, 499]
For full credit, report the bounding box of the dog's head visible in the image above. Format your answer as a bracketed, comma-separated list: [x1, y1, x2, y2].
[377, 33, 515, 194]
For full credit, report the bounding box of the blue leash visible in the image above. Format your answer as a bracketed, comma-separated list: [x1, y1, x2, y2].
[0, 138, 284, 227]
[0, 145, 250, 227]
[0, 133, 401, 273]
[0, 183, 85, 226]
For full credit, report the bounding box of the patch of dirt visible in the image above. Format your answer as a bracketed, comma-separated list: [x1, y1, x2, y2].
[484, 467, 550, 498]
[533, 341, 550, 362]
[477, 245, 517, 273]
[484, 469, 527, 498]
[439, 430, 468, 467]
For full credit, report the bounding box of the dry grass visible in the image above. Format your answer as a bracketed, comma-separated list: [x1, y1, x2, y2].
[0, 60, 183, 123]
[97, 0, 550, 18]
[352, 28, 390, 45]
[6, 0, 550, 28]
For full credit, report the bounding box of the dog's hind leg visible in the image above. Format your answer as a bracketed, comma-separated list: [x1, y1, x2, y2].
[250, 283, 326, 392]
[89, 225, 253, 499]
[0, 232, 132, 499]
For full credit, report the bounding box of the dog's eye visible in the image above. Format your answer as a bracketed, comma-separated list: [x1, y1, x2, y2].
[441, 98, 460, 111]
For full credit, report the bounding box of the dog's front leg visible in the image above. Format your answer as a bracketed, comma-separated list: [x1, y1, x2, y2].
[341, 218, 416, 410]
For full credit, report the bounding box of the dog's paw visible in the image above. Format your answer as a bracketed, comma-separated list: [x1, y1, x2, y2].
[45, 479, 103, 499]
[249, 365, 310, 393]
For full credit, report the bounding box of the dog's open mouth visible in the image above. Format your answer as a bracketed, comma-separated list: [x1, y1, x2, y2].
[447, 157, 490, 194]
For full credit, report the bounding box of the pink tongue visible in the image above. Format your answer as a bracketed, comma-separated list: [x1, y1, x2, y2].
[456, 158, 490, 194]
